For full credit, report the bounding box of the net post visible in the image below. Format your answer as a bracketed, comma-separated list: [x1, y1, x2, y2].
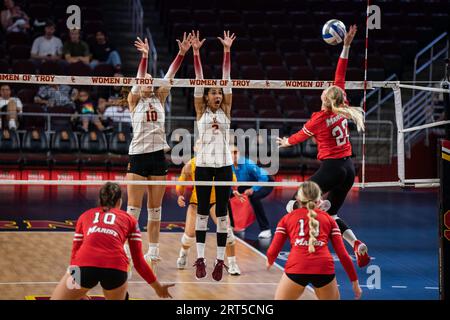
[393, 85, 405, 182]
[439, 139, 450, 300]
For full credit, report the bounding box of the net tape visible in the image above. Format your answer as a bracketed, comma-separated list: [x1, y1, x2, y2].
[0, 73, 449, 93]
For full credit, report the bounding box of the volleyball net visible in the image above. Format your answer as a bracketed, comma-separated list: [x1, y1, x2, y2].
[0, 73, 449, 189]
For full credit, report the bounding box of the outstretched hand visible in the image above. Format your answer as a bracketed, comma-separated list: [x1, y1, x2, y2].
[218, 30, 236, 50]
[191, 30, 206, 52]
[176, 32, 193, 55]
[276, 137, 291, 148]
[134, 37, 149, 56]
[344, 24, 357, 46]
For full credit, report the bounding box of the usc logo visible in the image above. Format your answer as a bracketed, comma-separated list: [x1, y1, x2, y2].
[445, 210, 450, 241]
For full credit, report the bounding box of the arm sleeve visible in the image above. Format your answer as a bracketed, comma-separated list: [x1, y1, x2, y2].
[193, 53, 204, 97]
[164, 53, 185, 79]
[334, 46, 350, 93]
[329, 219, 358, 282]
[131, 55, 148, 94]
[222, 51, 231, 94]
[70, 217, 84, 263]
[176, 173, 186, 196]
[287, 115, 318, 145]
[266, 218, 288, 265]
[128, 220, 157, 284]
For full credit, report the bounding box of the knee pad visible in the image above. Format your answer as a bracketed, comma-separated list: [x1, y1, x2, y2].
[195, 214, 209, 231]
[148, 207, 161, 222]
[226, 227, 236, 245]
[217, 216, 228, 234]
[127, 206, 141, 220]
[181, 233, 196, 247]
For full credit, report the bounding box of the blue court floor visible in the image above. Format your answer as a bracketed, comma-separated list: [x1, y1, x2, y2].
[0, 185, 439, 300]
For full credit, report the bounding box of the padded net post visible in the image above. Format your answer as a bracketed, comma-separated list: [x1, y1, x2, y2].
[393, 85, 405, 182]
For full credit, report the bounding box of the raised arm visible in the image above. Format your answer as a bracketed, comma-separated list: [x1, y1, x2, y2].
[157, 32, 192, 103]
[334, 25, 357, 95]
[127, 37, 149, 112]
[192, 30, 206, 120]
[217, 30, 236, 118]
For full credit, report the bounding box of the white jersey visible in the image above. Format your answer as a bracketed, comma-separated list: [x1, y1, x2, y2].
[129, 96, 169, 155]
[196, 108, 232, 168]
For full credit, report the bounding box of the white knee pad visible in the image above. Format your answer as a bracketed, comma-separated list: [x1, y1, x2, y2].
[331, 214, 339, 220]
[195, 214, 209, 231]
[148, 207, 161, 222]
[226, 227, 236, 245]
[217, 216, 228, 233]
[181, 233, 196, 247]
[127, 206, 141, 220]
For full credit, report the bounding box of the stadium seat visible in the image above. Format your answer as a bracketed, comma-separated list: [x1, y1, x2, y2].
[22, 128, 49, 166]
[39, 60, 65, 75]
[79, 130, 109, 169]
[50, 129, 80, 169]
[66, 61, 92, 76]
[260, 52, 284, 67]
[92, 63, 115, 77]
[17, 88, 37, 104]
[8, 45, 31, 61]
[266, 66, 290, 80]
[12, 59, 37, 74]
[0, 129, 21, 167]
[21, 104, 47, 129]
[49, 106, 76, 131]
[241, 66, 265, 80]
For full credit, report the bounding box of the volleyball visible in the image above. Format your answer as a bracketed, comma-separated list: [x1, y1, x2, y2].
[322, 19, 347, 45]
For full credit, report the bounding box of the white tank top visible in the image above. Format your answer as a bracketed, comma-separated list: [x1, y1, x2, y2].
[196, 108, 232, 168]
[129, 96, 169, 155]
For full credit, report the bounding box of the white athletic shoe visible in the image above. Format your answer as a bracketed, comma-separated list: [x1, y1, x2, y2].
[177, 252, 188, 270]
[144, 253, 161, 273]
[228, 261, 241, 276]
[286, 200, 296, 213]
[319, 200, 331, 212]
[258, 229, 272, 239]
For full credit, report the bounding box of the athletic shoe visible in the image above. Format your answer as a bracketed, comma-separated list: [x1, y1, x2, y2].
[144, 253, 161, 274]
[228, 260, 241, 276]
[319, 200, 331, 212]
[286, 200, 296, 213]
[177, 251, 188, 270]
[193, 258, 207, 280]
[212, 259, 228, 281]
[258, 229, 272, 239]
[354, 240, 370, 268]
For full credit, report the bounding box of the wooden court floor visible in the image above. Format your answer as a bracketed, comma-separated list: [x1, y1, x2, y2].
[0, 232, 316, 300]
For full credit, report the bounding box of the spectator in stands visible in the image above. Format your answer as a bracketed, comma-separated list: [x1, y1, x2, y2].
[1, 0, 29, 33]
[0, 84, 22, 130]
[90, 30, 122, 71]
[97, 76, 130, 125]
[30, 20, 63, 64]
[74, 88, 109, 132]
[63, 28, 90, 65]
[34, 84, 77, 108]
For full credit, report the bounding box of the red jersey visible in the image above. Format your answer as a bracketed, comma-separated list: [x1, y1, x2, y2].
[266, 208, 357, 282]
[288, 57, 352, 160]
[71, 207, 156, 285]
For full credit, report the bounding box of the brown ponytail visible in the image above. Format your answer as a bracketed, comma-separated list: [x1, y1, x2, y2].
[99, 182, 122, 211]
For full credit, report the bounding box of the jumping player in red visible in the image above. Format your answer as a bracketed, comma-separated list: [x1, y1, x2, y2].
[266, 181, 362, 300]
[277, 25, 370, 267]
[51, 182, 174, 300]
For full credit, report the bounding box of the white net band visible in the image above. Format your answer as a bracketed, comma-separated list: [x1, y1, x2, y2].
[0, 179, 439, 188]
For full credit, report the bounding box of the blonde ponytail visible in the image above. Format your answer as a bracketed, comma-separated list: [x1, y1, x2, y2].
[326, 86, 365, 133]
[296, 181, 322, 254]
[306, 201, 319, 253]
